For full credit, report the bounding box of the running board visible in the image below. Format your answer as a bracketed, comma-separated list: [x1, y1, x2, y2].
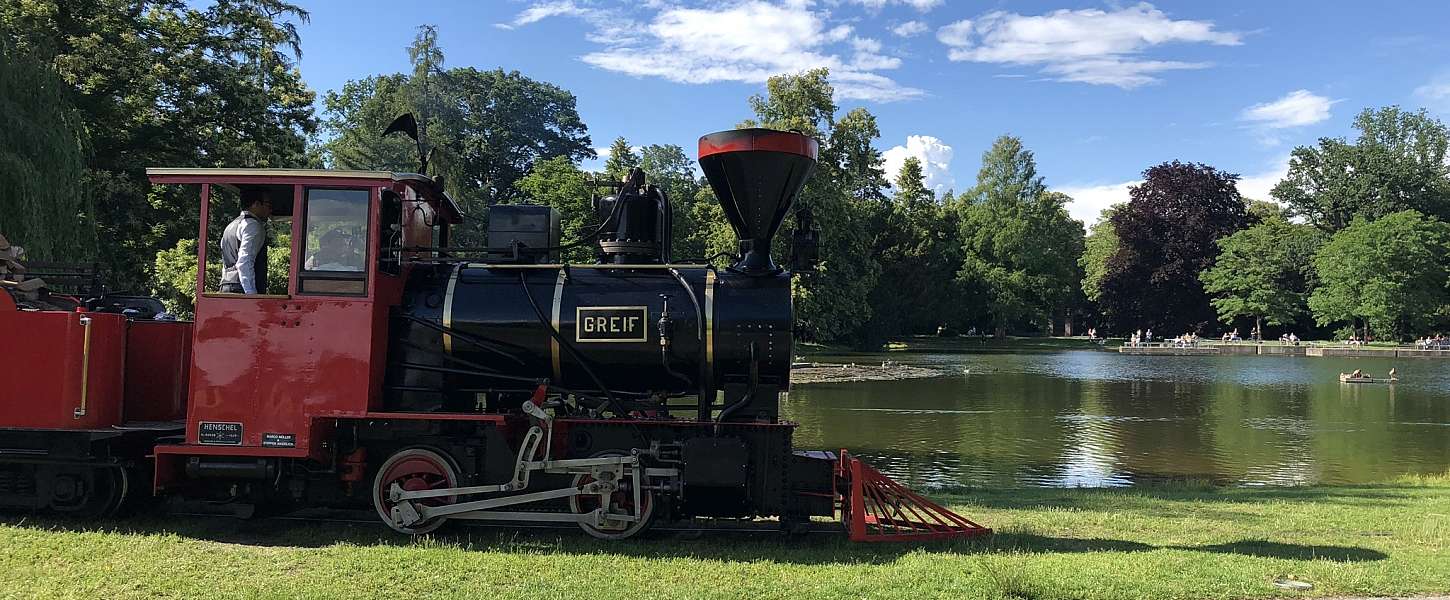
[836, 450, 992, 542]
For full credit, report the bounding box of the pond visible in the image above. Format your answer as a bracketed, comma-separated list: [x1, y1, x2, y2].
[788, 340, 1450, 488]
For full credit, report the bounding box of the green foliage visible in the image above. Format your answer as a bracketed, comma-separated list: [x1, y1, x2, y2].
[152, 232, 290, 318]
[638, 144, 706, 261]
[1245, 199, 1288, 222]
[513, 157, 596, 263]
[1274, 106, 1450, 231]
[1200, 217, 1324, 329]
[152, 239, 201, 317]
[1308, 210, 1450, 338]
[603, 137, 640, 182]
[690, 186, 736, 265]
[740, 71, 884, 347]
[2, 0, 318, 290]
[865, 157, 943, 341]
[957, 136, 1085, 335]
[0, 41, 95, 261]
[320, 37, 595, 244]
[1079, 208, 1119, 304]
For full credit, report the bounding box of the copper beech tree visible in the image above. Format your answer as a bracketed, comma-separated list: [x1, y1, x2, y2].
[1098, 161, 1250, 333]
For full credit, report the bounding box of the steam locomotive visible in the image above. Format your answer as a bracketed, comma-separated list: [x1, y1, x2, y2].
[0, 127, 986, 541]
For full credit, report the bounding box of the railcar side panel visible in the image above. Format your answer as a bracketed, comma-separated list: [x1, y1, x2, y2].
[0, 310, 126, 430]
[123, 320, 194, 422]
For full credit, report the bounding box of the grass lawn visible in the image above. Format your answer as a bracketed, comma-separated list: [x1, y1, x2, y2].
[3, 475, 1448, 600]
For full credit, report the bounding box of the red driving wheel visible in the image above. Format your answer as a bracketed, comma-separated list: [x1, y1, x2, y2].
[568, 451, 654, 540]
[372, 448, 458, 535]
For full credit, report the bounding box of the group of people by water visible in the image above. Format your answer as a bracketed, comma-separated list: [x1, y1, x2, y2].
[1415, 335, 1449, 350]
[1099, 327, 1447, 351]
[1124, 329, 1155, 347]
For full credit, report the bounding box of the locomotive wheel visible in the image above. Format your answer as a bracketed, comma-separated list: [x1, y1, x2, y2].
[568, 451, 654, 540]
[48, 466, 129, 519]
[373, 448, 459, 535]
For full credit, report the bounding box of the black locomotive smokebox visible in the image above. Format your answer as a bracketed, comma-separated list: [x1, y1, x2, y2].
[698, 128, 818, 274]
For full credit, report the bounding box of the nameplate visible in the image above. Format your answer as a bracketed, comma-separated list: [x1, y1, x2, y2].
[576, 306, 648, 343]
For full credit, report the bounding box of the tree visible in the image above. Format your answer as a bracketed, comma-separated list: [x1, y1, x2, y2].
[4, 0, 319, 289]
[738, 69, 882, 347]
[602, 137, 639, 182]
[894, 158, 932, 208]
[1098, 161, 1250, 333]
[0, 41, 96, 261]
[513, 156, 596, 263]
[406, 24, 444, 157]
[1080, 207, 1120, 305]
[957, 136, 1085, 336]
[638, 144, 705, 260]
[1273, 106, 1450, 232]
[873, 157, 973, 338]
[320, 34, 595, 243]
[1200, 217, 1324, 335]
[1308, 210, 1450, 339]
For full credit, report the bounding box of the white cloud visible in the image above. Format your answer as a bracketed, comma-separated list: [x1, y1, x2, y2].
[850, 0, 943, 12]
[1058, 180, 1138, 225]
[1236, 158, 1289, 202]
[582, 3, 918, 101]
[891, 20, 928, 37]
[1241, 90, 1336, 129]
[883, 135, 955, 194]
[494, 0, 633, 43]
[1415, 75, 1450, 113]
[496, 0, 589, 28]
[849, 37, 901, 70]
[505, 1, 922, 102]
[935, 3, 1241, 88]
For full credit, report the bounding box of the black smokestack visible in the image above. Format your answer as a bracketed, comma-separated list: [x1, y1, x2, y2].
[697, 128, 819, 274]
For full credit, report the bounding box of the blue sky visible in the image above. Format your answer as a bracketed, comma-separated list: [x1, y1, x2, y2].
[294, 1, 1450, 224]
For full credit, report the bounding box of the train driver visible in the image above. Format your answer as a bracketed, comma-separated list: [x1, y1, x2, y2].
[219, 189, 272, 294]
[304, 229, 362, 271]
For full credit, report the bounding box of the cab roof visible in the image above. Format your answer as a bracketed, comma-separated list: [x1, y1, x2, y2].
[145, 167, 464, 224]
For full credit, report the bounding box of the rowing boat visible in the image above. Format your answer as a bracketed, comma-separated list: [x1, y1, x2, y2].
[1339, 374, 1398, 384]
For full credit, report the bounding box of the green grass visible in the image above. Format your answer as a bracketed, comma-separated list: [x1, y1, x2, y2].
[3, 475, 1449, 599]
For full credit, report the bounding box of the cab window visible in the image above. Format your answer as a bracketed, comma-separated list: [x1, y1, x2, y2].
[300, 187, 369, 295]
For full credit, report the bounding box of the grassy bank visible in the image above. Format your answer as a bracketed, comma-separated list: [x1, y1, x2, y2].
[3, 475, 1448, 600]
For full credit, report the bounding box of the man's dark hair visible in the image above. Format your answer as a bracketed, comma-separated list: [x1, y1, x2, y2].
[240, 188, 273, 210]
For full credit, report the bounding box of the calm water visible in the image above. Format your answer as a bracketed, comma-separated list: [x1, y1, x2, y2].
[787, 341, 1450, 488]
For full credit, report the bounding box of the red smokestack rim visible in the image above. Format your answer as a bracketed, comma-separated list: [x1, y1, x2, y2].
[698, 128, 819, 161]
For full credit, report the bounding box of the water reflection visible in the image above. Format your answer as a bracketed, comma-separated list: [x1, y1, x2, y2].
[787, 345, 1450, 488]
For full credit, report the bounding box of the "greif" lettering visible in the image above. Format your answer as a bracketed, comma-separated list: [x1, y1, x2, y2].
[582, 315, 641, 334]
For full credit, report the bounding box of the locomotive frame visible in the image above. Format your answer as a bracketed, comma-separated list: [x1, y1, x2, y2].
[0, 129, 989, 542]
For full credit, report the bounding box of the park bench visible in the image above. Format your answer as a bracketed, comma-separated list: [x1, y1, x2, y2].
[18, 260, 104, 297]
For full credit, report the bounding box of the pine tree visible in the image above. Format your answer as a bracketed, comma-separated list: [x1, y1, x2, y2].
[603, 137, 639, 182]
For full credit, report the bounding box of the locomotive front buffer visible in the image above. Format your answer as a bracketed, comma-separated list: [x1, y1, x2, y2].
[0, 124, 989, 542]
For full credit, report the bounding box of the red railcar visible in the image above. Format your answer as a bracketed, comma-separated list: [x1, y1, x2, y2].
[0, 129, 987, 541]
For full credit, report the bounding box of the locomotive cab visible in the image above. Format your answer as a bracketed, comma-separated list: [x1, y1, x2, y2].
[142, 169, 461, 464]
